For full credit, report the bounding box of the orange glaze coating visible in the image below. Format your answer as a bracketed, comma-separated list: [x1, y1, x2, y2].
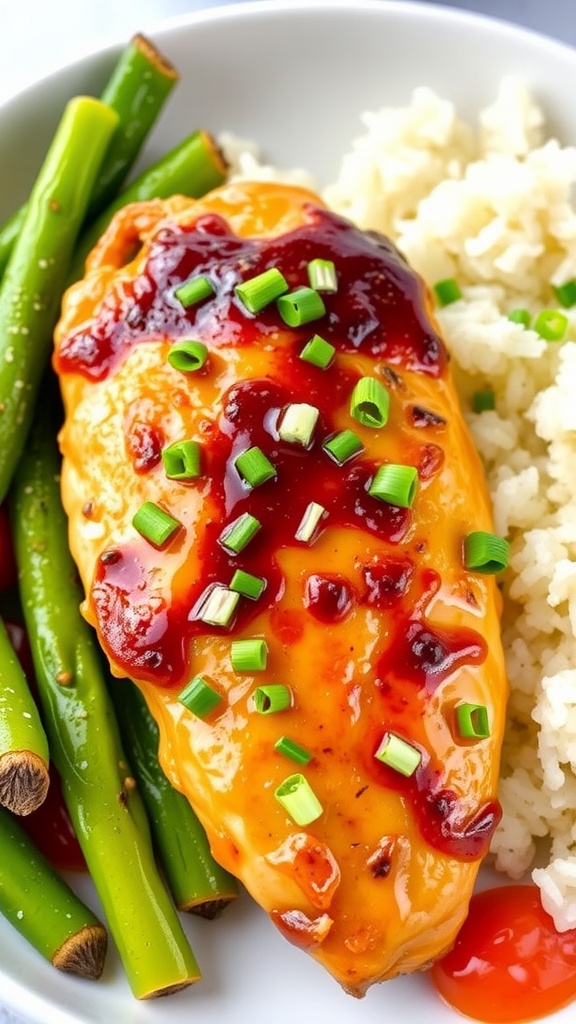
[54, 181, 508, 996]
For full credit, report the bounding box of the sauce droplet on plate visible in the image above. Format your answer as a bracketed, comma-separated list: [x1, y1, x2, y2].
[431, 885, 576, 1022]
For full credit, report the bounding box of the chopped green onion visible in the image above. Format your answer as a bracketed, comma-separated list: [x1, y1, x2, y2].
[463, 531, 509, 574]
[274, 773, 323, 826]
[274, 736, 312, 765]
[277, 287, 326, 327]
[350, 377, 390, 429]
[368, 464, 418, 508]
[234, 267, 288, 313]
[472, 389, 495, 413]
[178, 675, 222, 718]
[174, 274, 214, 307]
[167, 340, 208, 372]
[533, 309, 568, 342]
[219, 512, 262, 553]
[374, 732, 421, 776]
[307, 258, 337, 292]
[295, 501, 327, 543]
[230, 569, 266, 600]
[235, 446, 276, 488]
[198, 585, 239, 627]
[253, 684, 292, 714]
[161, 439, 202, 480]
[433, 278, 462, 307]
[552, 279, 576, 309]
[323, 429, 363, 465]
[230, 638, 268, 673]
[508, 308, 531, 328]
[299, 334, 335, 369]
[278, 403, 319, 447]
[132, 501, 181, 548]
[455, 702, 491, 740]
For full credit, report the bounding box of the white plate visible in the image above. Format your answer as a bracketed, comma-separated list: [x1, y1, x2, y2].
[2, 2, 576, 1022]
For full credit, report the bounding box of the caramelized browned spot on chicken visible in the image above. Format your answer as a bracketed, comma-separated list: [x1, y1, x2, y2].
[54, 181, 507, 996]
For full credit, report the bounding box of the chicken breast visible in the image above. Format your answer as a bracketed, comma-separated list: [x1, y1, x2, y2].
[54, 181, 508, 996]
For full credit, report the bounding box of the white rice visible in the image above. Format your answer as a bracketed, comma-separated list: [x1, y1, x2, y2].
[221, 77, 576, 933]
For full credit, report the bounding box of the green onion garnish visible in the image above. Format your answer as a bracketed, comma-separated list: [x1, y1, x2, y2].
[299, 334, 335, 369]
[278, 403, 319, 447]
[174, 274, 214, 307]
[219, 512, 262, 553]
[307, 258, 337, 292]
[198, 585, 240, 627]
[253, 684, 292, 714]
[231, 637, 268, 673]
[552, 279, 576, 309]
[162, 439, 202, 480]
[274, 736, 312, 765]
[167, 340, 208, 372]
[295, 501, 327, 544]
[433, 278, 462, 307]
[274, 773, 323, 826]
[374, 732, 421, 776]
[277, 287, 326, 327]
[472, 389, 495, 413]
[323, 429, 363, 465]
[178, 675, 222, 718]
[132, 501, 181, 548]
[508, 308, 531, 328]
[463, 530, 509, 574]
[235, 446, 276, 488]
[368, 464, 418, 508]
[533, 309, 568, 342]
[234, 267, 289, 313]
[455, 702, 491, 740]
[350, 377, 390, 429]
[230, 569, 266, 601]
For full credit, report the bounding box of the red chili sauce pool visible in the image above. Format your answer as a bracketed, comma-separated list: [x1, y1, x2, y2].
[431, 885, 576, 1023]
[55, 205, 496, 862]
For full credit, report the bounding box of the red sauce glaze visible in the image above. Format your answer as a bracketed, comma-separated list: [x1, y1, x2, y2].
[55, 207, 445, 381]
[0, 504, 17, 593]
[409, 404, 447, 430]
[91, 372, 413, 682]
[21, 765, 86, 872]
[125, 419, 164, 473]
[418, 442, 445, 480]
[361, 555, 415, 608]
[362, 733, 499, 861]
[62, 206, 496, 860]
[271, 908, 333, 951]
[379, 618, 487, 694]
[431, 885, 576, 1022]
[4, 620, 34, 682]
[303, 573, 355, 623]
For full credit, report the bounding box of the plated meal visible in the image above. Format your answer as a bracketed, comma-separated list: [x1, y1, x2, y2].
[3, 2, 576, 1023]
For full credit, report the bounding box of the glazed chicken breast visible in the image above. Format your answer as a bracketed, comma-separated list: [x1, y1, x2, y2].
[53, 180, 508, 996]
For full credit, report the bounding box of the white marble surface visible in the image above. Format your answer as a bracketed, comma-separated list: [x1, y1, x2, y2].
[0, 0, 575, 1021]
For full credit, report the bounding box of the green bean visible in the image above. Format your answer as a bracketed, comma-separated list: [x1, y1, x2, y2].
[0, 805, 107, 978]
[10, 400, 202, 998]
[0, 34, 179, 281]
[0, 616, 49, 816]
[0, 96, 118, 504]
[68, 129, 227, 282]
[91, 33, 179, 215]
[110, 677, 238, 917]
